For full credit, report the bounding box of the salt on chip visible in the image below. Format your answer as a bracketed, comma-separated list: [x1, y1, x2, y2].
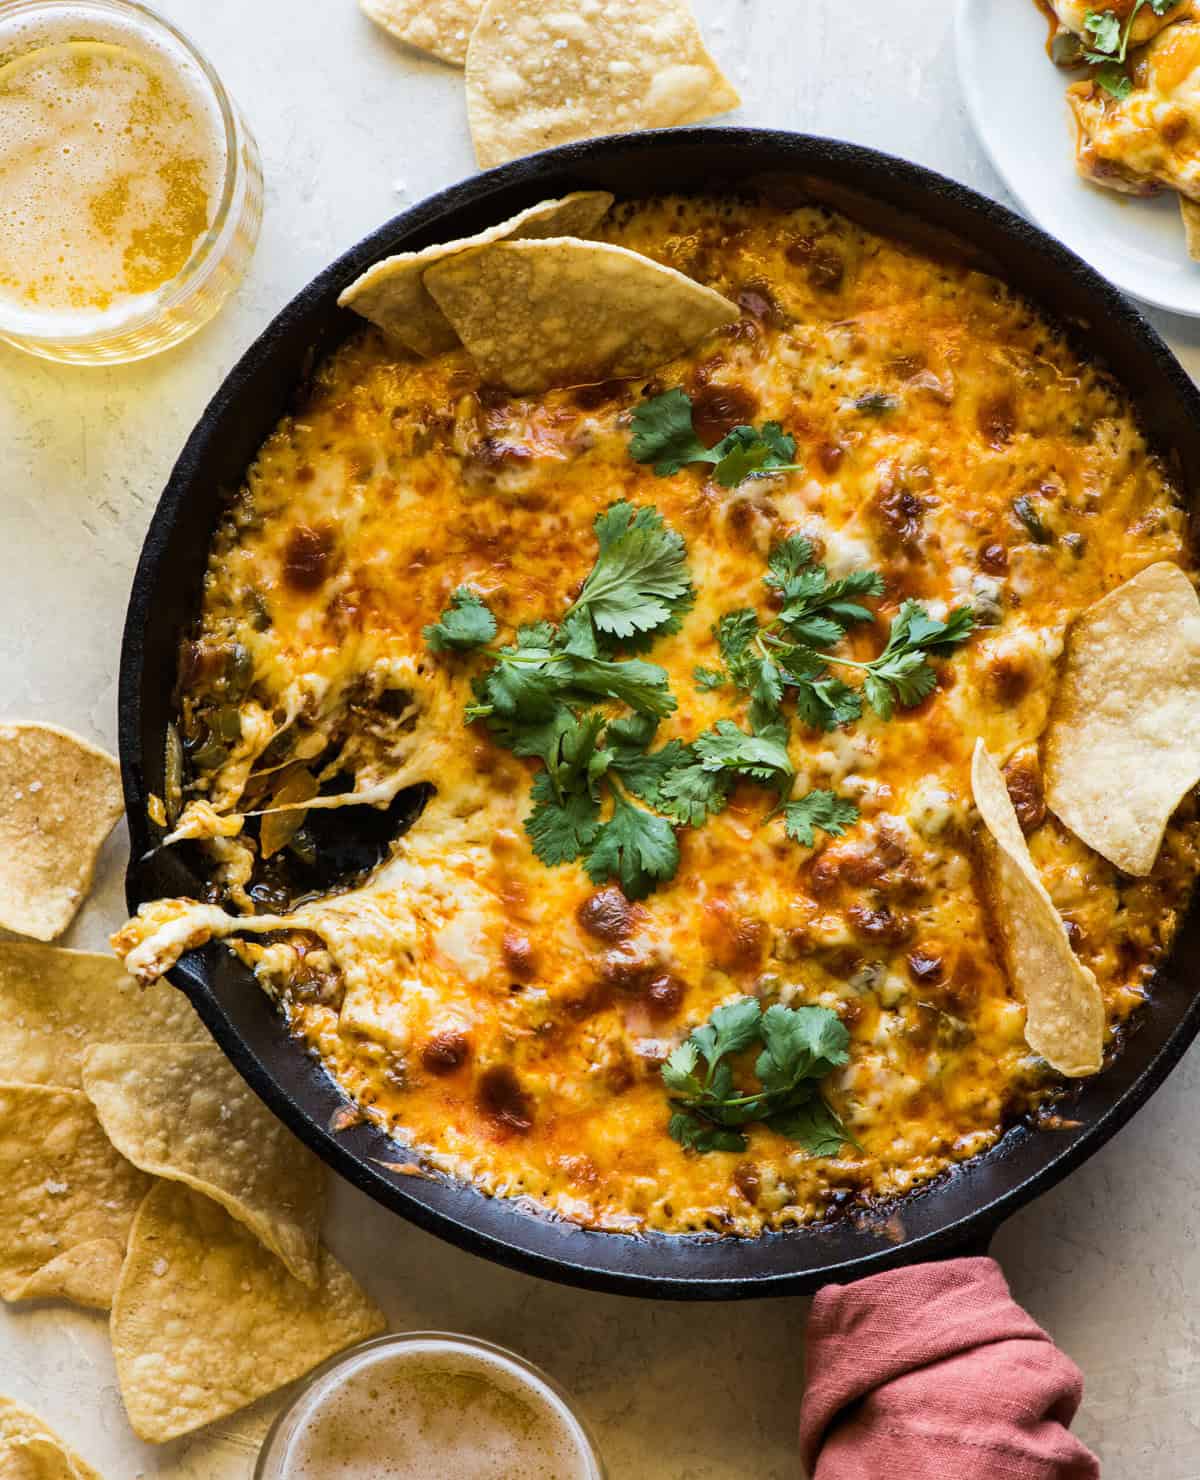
[338, 190, 614, 356]
[0, 942, 204, 1088]
[360, 0, 482, 66]
[1044, 562, 1200, 876]
[0, 723, 122, 942]
[0, 1397, 103, 1480]
[81, 1042, 325, 1288]
[424, 237, 740, 392]
[465, 0, 741, 169]
[972, 741, 1104, 1078]
[0, 1085, 150, 1310]
[112, 1181, 385, 1444]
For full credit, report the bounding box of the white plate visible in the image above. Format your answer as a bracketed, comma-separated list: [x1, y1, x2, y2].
[956, 0, 1200, 316]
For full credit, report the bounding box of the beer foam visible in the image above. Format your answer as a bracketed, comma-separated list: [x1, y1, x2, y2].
[0, 5, 227, 338]
[263, 1339, 599, 1480]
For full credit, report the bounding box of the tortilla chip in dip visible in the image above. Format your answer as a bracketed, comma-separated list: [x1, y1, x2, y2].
[0, 723, 122, 942]
[0, 1397, 103, 1480]
[465, 0, 740, 168]
[1044, 562, 1200, 877]
[112, 1181, 384, 1443]
[972, 741, 1104, 1077]
[424, 237, 740, 392]
[81, 1042, 325, 1287]
[0, 1084, 150, 1309]
[359, 0, 481, 65]
[0, 942, 204, 1088]
[338, 190, 614, 356]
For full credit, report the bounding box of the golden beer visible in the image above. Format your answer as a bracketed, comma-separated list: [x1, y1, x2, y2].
[0, 1, 261, 363]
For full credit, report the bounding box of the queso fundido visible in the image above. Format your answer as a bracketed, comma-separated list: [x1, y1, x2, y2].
[115, 192, 1200, 1237]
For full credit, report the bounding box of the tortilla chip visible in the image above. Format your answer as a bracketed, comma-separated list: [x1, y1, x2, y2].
[360, 0, 482, 65]
[424, 237, 740, 392]
[972, 742, 1104, 1077]
[465, 0, 740, 169]
[0, 723, 122, 942]
[81, 1043, 325, 1287]
[338, 190, 614, 356]
[1182, 196, 1200, 260]
[0, 942, 205, 1088]
[0, 1085, 150, 1309]
[112, 1181, 385, 1443]
[0, 1398, 103, 1480]
[1044, 563, 1200, 876]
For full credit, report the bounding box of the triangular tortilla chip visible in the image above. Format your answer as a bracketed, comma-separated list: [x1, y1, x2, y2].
[81, 1042, 325, 1287]
[112, 1182, 385, 1444]
[0, 723, 122, 942]
[0, 942, 205, 1088]
[466, 0, 740, 168]
[1044, 562, 1200, 876]
[0, 1398, 103, 1480]
[972, 741, 1104, 1077]
[338, 190, 614, 356]
[0, 1085, 150, 1309]
[424, 237, 740, 392]
[360, 0, 482, 65]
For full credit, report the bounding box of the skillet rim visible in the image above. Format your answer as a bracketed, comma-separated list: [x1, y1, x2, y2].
[119, 126, 1200, 1298]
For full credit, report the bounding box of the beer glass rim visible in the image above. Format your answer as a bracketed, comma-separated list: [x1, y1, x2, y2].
[253, 1330, 607, 1479]
[0, 0, 244, 351]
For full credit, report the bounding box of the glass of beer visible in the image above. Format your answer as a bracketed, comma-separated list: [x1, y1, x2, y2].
[254, 1332, 608, 1480]
[0, 0, 262, 363]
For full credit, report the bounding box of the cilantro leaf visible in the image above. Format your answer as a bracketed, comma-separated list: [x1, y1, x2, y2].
[422, 587, 497, 653]
[693, 720, 794, 783]
[1095, 62, 1132, 98]
[748, 656, 785, 734]
[763, 1098, 851, 1157]
[662, 1040, 703, 1097]
[693, 665, 727, 692]
[661, 1000, 852, 1156]
[708, 423, 804, 488]
[783, 790, 861, 848]
[604, 712, 659, 749]
[524, 772, 601, 866]
[584, 790, 679, 900]
[609, 738, 691, 808]
[568, 501, 693, 640]
[564, 654, 678, 718]
[1083, 8, 1122, 54]
[658, 761, 730, 827]
[668, 1112, 748, 1154]
[856, 601, 974, 720]
[692, 996, 763, 1068]
[629, 389, 803, 489]
[629, 387, 711, 475]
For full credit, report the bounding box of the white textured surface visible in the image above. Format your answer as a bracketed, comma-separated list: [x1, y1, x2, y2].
[2, 2, 1200, 1477]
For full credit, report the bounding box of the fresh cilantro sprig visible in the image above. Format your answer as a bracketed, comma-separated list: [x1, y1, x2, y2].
[1082, 0, 1178, 98]
[422, 587, 497, 652]
[699, 536, 974, 732]
[629, 388, 804, 488]
[784, 790, 861, 847]
[565, 500, 693, 640]
[663, 997, 855, 1156]
[428, 502, 709, 899]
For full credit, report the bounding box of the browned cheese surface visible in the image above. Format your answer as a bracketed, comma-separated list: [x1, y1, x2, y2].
[153, 196, 1199, 1234]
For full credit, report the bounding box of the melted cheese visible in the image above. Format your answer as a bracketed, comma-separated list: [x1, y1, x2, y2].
[1069, 18, 1200, 197]
[114, 195, 1200, 1236]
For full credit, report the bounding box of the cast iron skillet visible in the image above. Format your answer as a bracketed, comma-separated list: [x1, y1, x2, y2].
[120, 128, 1200, 1299]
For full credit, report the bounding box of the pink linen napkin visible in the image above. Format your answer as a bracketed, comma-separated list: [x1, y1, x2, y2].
[800, 1256, 1101, 1479]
